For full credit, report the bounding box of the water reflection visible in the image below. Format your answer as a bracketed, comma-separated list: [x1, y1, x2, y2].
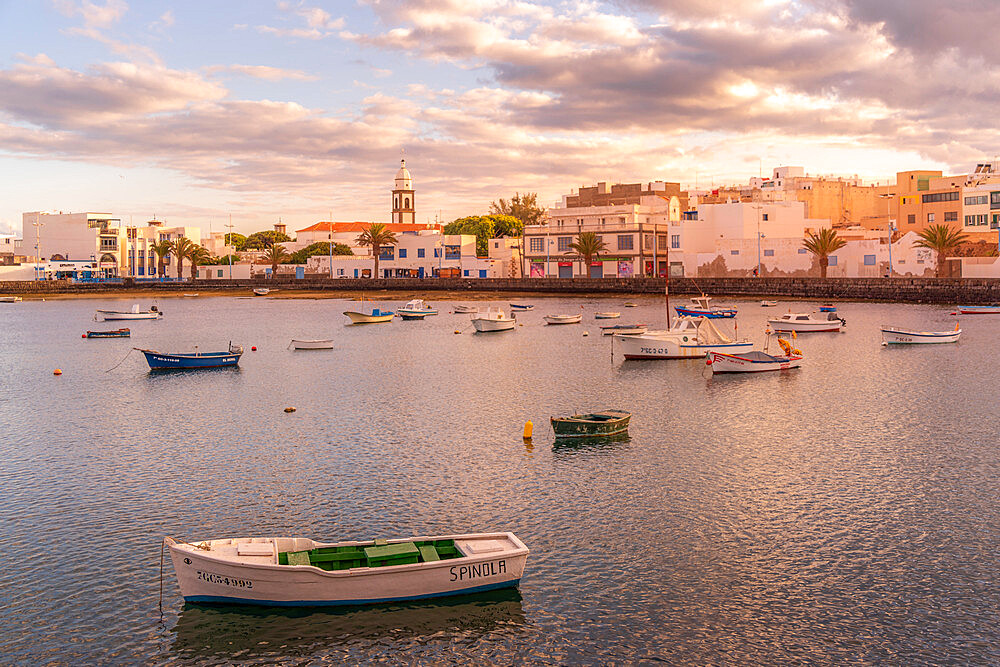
[170, 589, 526, 662]
[552, 432, 631, 455]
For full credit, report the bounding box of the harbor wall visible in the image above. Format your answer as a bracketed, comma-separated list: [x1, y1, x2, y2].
[4, 276, 1000, 304]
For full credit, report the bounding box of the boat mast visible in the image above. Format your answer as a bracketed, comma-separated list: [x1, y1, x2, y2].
[657, 194, 671, 328]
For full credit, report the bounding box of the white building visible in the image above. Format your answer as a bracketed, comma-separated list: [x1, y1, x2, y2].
[307, 232, 491, 278]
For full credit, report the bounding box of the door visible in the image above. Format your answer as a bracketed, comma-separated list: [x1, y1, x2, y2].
[589, 263, 603, 278]
[558, 263, 573, 278]
[418, 267, 424, 278]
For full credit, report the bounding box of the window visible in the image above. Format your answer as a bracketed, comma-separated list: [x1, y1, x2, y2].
[991, 192, 1000, 209]
[993, 214, 1000, 229]
[863, 254, 876, 266]
[921, 191, 959, 203]
[417, 248, 425, 258]
[762, 213, 769, 221]
[445, 245, 461, 260]
[337, 268, 345, 276]
[600, 218, 606, 225]
[965, 195, 988, 205]
[907, 214, 915, 224]
[671, 234, 680, 249]
[730, 250, 740, 255]
[463, 269, 470, 277]
[479, 270, 487, 278]
[398, 248, 406, 258]
[558, 237, 571, 252]
[763, 249, 774, 257]
[404, 197, 410, 208]
[927, 213, 935, 223]
[829, 256, 838, 266]
[657, 235, 667, 249]
[217, 269, 224, 277]
[434, 247, 441, 258]
[644, 234, 653, 250]
[529, 238, 544, 253]
[617, 235, 633, 250]
[798, 248, 807, 254]
[379, 248, 394, 260]
[945, 211, 958, 222]
[618, 217, 626, 224]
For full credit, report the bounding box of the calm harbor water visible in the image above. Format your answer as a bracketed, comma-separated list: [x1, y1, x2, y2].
[2, 293, 1000, 665]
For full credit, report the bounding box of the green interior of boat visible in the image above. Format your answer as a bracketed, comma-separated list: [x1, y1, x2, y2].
[277, 539, 462, 570]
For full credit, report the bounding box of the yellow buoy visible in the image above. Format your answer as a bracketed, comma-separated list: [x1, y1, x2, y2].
[53, 368, 63, 375]
[284, 407, 296, 413]
[454, 330, 461, 334]
[583, 331, 589, 336]
[523, 420, 533, 440]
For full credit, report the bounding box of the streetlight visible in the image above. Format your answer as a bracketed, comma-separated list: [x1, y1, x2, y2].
[879, 193, 895, 276]
[225, 215, 235, 280]
[328, 211, 333, 279]
[32, 214, 43, 282]
[758, 232, 765, 276]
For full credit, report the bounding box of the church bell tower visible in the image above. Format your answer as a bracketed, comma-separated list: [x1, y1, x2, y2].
[392, 158, 415, 224]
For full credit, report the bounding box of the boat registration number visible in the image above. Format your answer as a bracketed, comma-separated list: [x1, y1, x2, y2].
[196, 570, 253, 589]
[450, 559, 506, 582]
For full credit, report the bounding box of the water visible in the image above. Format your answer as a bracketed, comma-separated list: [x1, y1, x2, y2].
[2, 294, 1000, 665]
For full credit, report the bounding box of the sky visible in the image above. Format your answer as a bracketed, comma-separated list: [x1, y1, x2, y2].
[0, 0, 996, 237]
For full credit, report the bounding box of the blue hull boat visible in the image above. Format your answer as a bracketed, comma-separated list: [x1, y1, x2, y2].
[674, 306, 736, 319]
[137, 344, 243, 370]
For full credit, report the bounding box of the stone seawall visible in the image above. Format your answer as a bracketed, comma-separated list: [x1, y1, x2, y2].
[3, 276, 1000, 304]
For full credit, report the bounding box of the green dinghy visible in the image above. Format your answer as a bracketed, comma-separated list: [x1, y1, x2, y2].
[550, 410, 631, 438]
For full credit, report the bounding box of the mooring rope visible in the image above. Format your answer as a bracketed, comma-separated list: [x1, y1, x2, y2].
[105, 347, 135, 373]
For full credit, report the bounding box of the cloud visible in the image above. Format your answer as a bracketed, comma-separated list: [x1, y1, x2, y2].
[53, 0, 128, 29]
[205, 64, 319, 81]
[257, 3, 345, 40]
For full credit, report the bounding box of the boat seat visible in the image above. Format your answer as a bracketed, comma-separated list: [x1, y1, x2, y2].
[374, 538, 388, 546]
[237, 542, 274, 557]
[286, 551, 312, 566]
[419, 545, 440, 562]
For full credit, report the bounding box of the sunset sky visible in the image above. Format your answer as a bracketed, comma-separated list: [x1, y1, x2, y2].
[0, 1, 993, 236]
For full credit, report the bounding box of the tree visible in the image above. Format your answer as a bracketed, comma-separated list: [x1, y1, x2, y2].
[444, 214, 524, 257]
[209, 254, 241, 265]
[245, 230, 291, 250]
[914, 224, 970, 277]
[188, 245, 212, 279]
[802, 228, 847, 278]
[490, 192, 543, 278]
[225, 232, 247, 251]
[170, 236, 196, 280]
[151, 240, 172, 279]
[261, 243, 289, 278]
[569, 231, 608, 277]
[288, 241, 353, 264]
[355, 223, 397, 278]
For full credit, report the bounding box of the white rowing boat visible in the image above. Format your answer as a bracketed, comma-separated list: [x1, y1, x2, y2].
[594, 312, 621, 319]
[95, 304, 162, 320]
[543, 314, 582, 325]
[0, 296, 22, 302]
[166, 532, 528, 607]
[767, 311, 844, 332]
[290, 339, 335, 350]
[880, 324, 961, 345]
[454, 304, 478, 313]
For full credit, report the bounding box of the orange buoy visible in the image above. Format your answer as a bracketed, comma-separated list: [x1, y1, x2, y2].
[284, 407, 296, 413]
[53, 368, 63, 375]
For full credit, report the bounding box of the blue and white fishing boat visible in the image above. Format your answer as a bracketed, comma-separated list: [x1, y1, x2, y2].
[85, 328, 130, 338]
[675, 295, 737, 319]
[137, 343, 243, 370]
[957, 304, 1000, 314]
[510, 303, 534, 311]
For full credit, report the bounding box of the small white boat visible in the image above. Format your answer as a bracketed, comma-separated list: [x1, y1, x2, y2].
[600, 324, 647, 336]
[0, 296, 22, 302]
[344, 309, 394, 324]
[454, 304, 478, 314]
[708, 336, 803, 373]
[623, 302, 638, 308]
[614, 316, 753, 360]
[544, 314, 582, 325]
[397, 299, 438, 317]
[881, 324, 961, 345]
[674, 295, 737, 318]
[96, 304, 163, 321]
[166, 532, 528, 607]
[957, 305, 1000, 314]
[253, 288, 270, 296]
[472, 308, 516, 332]
[761, 300, 778, 307]
[768, 311, 845, 332]
[595, 312, 621, 319]
[290, 339, 335, 350]
[510, 303, 534, 311]
[183, 293, 199, 297]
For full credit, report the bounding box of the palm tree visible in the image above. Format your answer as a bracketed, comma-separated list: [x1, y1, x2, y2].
[914, 224, 969, 277]
[261, 243, 289, 278]
[150, 240, 172, 280]
[170, 236, 195, 280]
[569, 231, 608, 278]
[355, 223, 398, 278]
[187, 245, 212, 280]
[802, 228, 847, 278]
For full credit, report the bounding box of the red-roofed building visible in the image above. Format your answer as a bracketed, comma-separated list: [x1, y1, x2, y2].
[296, 221, 441, 245]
